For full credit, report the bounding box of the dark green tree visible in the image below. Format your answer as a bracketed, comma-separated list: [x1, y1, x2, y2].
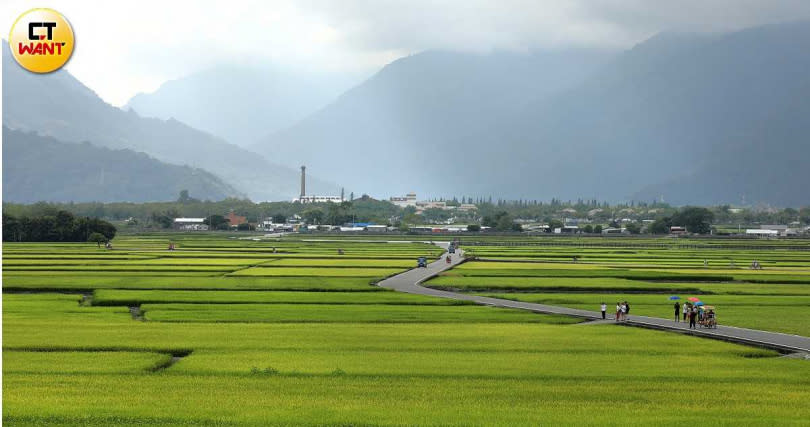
[649, 218, 672, 234]
[88, 232, 108, 247]
[422, 208, 451, 223]
[671, 207, 714, 234]
[204, 215, 229, 230]
[3, 213, 115, 242]
[801, 207, 810, 225]
[326, 202, 353, 225]
[625, 222, 642, 234]
[3, 214, 21, 241]
[301, 209, 324, 224]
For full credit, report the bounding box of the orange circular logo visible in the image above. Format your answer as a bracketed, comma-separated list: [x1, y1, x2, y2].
[8, 8, 74, 73]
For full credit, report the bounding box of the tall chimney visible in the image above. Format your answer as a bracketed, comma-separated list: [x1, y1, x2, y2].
[300, 166, 306, 198]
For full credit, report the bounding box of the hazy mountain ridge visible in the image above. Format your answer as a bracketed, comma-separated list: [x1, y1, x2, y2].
[5, 22, 809, 206]
[508, 21, 810, 204]
[125, 65, 363, 147]
[2, 127, 241, 203]
[255, 22, 810, 205]
[253, 48, 616, 197]
[2, 43, 339, 202]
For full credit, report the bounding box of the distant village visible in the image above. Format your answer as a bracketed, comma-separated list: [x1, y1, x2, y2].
[166, 167, 809, 237]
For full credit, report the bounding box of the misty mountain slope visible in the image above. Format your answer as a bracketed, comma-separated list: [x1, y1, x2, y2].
[2, 44, 338, 201]
[258, 22, 810, 205]
[501, 21, 810, 203]
[125, 65, 362, 147]
[3, 127, 241, 203]
[632, 88, 810, 205]
[253, 49, 615, 196]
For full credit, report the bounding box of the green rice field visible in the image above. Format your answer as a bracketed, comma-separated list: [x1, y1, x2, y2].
[426, 242, 810, 336]
[3, 233, 810, 425]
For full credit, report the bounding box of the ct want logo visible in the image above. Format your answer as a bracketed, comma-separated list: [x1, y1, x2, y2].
[8, 8, 74, 73]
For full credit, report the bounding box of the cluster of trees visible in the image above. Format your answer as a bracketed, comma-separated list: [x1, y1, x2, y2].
[648, 207, 715, 234]
[3, 193, 808, 235]
[580, 224, 604, 234]
[481, 211, 522, 232]
[714, 205, 810, 225]
[203, 215, 229, 230]
[2, 211, 116, 243]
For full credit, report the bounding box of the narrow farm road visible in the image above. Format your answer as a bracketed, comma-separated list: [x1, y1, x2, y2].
[378, 243, 810, 354]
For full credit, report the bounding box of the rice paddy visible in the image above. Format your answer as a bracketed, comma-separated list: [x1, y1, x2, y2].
[3, 233, 809, 425]
[426, 241, 810, 336]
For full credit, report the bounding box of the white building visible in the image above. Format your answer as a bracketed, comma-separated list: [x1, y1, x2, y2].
[754, 225, 798, 237]
[173, 218, 208, 231]
[416, 200, 447, 211]
[293, 195, 344, 203]
[390, 192, 418, 208]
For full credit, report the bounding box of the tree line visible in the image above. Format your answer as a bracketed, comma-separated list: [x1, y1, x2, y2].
[2, 190, 809, 232]
[3, 211, 117, 243]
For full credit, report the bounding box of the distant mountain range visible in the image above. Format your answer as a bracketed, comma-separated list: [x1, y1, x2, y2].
[251, 22, 810, 206]
[4, 21, 810, 206]
[2, 43, 338, 203]
[252, 48, 615, 198]
[126, 65, 362, 147]
[3, 127, 240, 203]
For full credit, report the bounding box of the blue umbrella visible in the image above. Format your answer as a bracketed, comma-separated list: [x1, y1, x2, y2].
[669, 296, 681, 300]
[695, 301, 705, 306]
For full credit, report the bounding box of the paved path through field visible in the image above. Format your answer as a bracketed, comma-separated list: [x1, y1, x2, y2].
[378, 243, 810, 354]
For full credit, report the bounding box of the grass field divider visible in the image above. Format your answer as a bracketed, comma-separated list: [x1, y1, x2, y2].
[3, 347, 193, 372]
[220, 257, 281, 276]
[150, 349, 193, 372]
[129, 305, 144, 321]
[79, 293, 93, 306]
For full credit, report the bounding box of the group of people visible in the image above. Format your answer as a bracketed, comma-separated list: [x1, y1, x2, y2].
[597, 300, 716, 328]
[600, 301, 630, 321]
[674, 301, 715, 329]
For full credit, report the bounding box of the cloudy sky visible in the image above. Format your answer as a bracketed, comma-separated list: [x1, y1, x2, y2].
[4, 0, 810, 106]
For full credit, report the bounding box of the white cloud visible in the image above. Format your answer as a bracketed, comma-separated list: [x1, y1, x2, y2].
[3, 0, 809, 106]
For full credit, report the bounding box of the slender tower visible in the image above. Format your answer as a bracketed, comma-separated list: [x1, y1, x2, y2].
[300, 166, 306, 199]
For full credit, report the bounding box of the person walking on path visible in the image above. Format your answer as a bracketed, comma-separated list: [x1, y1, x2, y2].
[689, 306, 698, 329]
[674, 301, 681, 322]
[615, 302, 622, 322]
[620, 302, 627, 322]
[624, 301, 630, 317]
[683, 303, 690, 322]
[600, 302, 607, 320]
